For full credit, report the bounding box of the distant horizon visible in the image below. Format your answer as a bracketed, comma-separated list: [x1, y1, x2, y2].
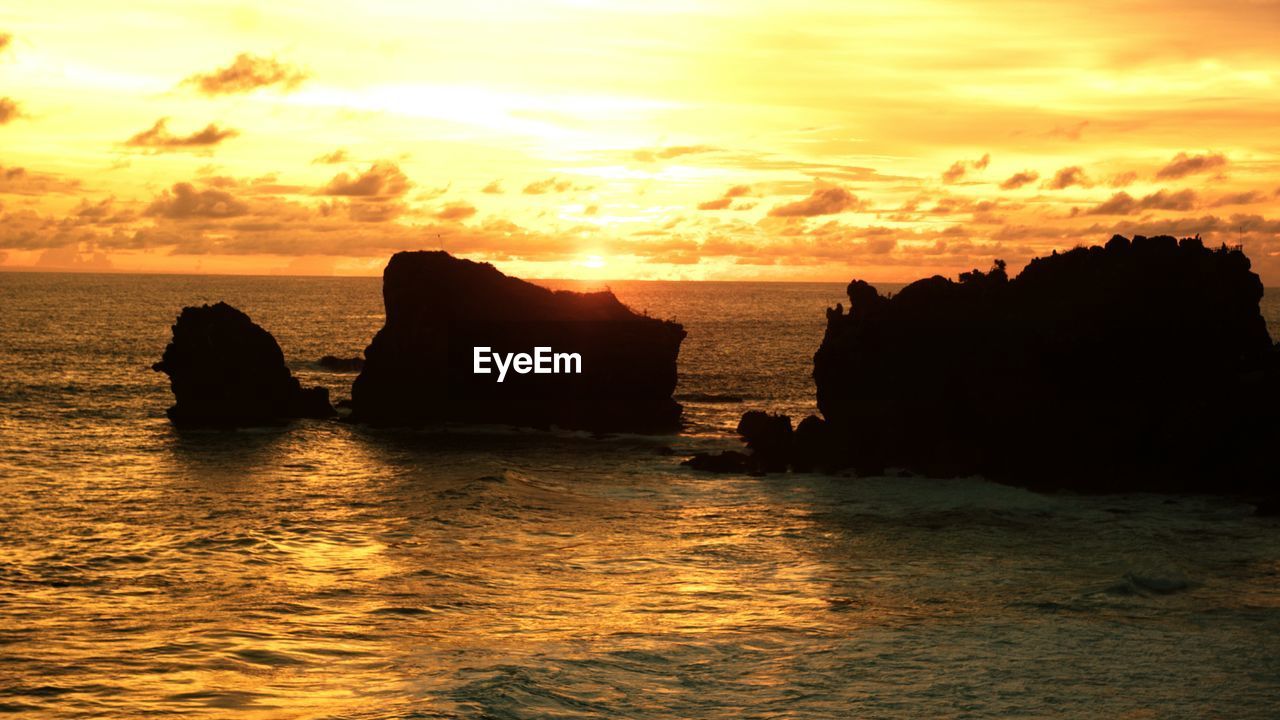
[0, 263, 860, 284]
[5, 248, 1274, 289]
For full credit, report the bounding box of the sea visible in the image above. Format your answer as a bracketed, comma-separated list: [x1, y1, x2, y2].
[1, 272, 1279, 719]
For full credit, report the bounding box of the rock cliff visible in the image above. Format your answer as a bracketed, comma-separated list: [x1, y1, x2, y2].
[153, 302, 334, 426]
[694, 236, 1280, 493]
[350, 251, 686, 432]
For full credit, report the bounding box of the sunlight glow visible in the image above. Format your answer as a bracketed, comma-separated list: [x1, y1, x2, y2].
[1, 0, 1278, 281]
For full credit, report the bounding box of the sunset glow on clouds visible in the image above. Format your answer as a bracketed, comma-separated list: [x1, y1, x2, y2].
[2, 1, 1279, 281]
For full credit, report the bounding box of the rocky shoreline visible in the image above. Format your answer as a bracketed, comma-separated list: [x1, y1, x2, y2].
[154, 237, 1280, 496]
[688, 235, 1280, 495]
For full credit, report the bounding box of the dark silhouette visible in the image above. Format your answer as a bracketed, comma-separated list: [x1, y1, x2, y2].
[350, 251, 686, 432]
[735, 410, 793, 472]
[153, 302, 334, 426]
[682, 410, 792, 474]
[683, 450, 754, 474]
[318, 355, 364, 372]
[691, 236, 1280, 494]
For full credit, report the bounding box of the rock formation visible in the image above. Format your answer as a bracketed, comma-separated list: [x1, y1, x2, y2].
[318, 355, 364, 372]
[683, 410, 793, 474]
[350, 251, 686, 432]
[153, 302, 334, 426]
[695, 236, 1280, 493]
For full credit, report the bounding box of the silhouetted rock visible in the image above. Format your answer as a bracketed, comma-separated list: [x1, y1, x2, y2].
[799, 235, 1279, 492]
[350, 251, 685, 432]
[680, 412, 795, 475]
[682, 450, 753, 474]
[318, 355, 364, 372]
[791, 415, 843, 473]
[1254, 498, 1280, 518]
[736, 411, 793, 472]
[153, 302, 334, 426]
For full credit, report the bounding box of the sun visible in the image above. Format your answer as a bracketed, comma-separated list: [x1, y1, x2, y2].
[580, 254, 607, 269]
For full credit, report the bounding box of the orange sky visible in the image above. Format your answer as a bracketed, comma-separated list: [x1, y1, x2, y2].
[2, 1, 1279, 281]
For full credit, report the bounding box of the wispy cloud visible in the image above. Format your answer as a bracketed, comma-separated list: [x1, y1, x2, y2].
[942, 153, 989, 183]
[999, 170, 1038, 190]
[181, 53, 310, 95]
[1155, 151, 1227, 180]
[123, 118, 239, 152]
[767, 186, 861, 217]
[0, 97, 21, 125]
[1045, 166, 1089, 189]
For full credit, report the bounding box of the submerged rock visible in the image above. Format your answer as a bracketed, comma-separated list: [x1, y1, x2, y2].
[318, 355, 364, 372]
[802, 235, 1279, 491]
[682, 450, 754, 474]
[350, 251, 686, 432]
[153, 302, 334, 426]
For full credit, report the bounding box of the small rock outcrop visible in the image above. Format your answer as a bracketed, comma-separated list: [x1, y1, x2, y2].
[350, 251, 686, 432]
[736, 411, 793, 472]
[682, 450, 754, 474]
[683, 411, 795, 474]
[318, 355, 364, 372]
[153, 302, 334, 426]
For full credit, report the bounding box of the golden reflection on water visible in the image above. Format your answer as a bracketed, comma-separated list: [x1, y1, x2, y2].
[14, 423, 837, 718]
[7, 421, 1280, 718]
[8, 269, 1280, 717]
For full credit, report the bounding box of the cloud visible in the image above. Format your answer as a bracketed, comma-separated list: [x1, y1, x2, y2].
[124, 118, 239, 151]
[182, 53, 309, 95]
[345, 201, 406, 223]
[1082, 189, 1198, 215]
[0, 209, 52, 249]
[1084, 214, 1280, 245]
[941, 161, 966, 184]
[0, 97, 21, 125]
[145, 182, 250, 218]
[311, 149, 349, 164]
[69, 197, 135, 226]
[1210, 191, 1264, 207]
[523, 177, 572, 194]
[0, 165, 82, 195]
[999, 171, 1039, 190]
[767, 186, 861, 217]
[941, 153, 990, 183]
[1045, 166, 1089, 189]
[316, 162, 412, 223]
[633, 145, 717, 162]
[1155, 152, 1227, 180]
[414, 184, 450, 202]
[482, 180, 504, 194]
[0, 33, 10, 53]
[188, 173, 307, 196]
[1109, 171, 1138, 188]
[1047, 121, 1089, 140]
[319, 161, 410, 198]
[433, 202, 477, 221]
[697, 184, 754, 210]
[36, 245, 113, 270]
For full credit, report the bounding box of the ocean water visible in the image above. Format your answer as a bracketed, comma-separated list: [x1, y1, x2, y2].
[1, 271, 1279, 719]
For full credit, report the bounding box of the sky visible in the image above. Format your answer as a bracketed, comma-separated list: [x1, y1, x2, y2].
[2, 0, 1279, 281]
